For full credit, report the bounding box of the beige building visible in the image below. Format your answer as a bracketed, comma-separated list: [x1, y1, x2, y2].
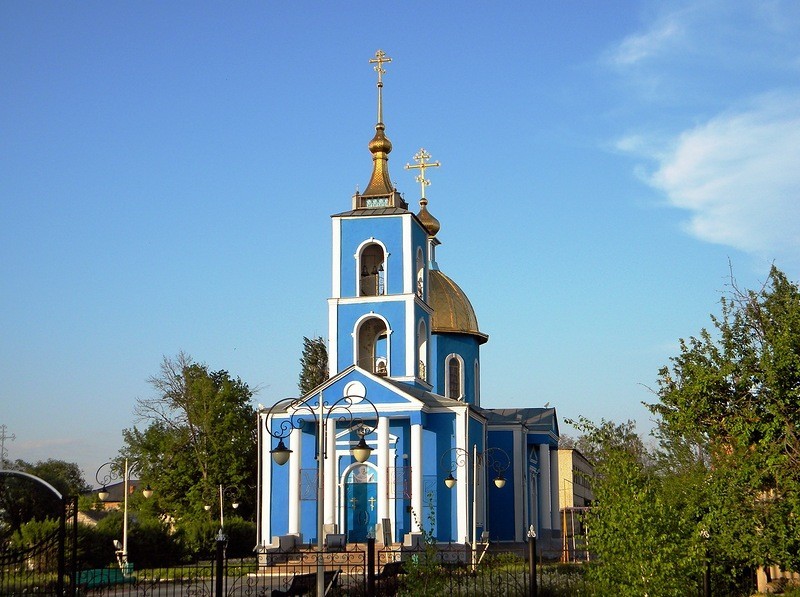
[557, 448, 594, 508]
[557, 449, 594, 562]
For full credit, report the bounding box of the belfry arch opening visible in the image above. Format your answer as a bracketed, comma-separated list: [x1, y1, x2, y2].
[417, 319, 428, 382]
[359, 243, 386, 296]
[416, 247, 424, 298]
[356, 316, 389, 375]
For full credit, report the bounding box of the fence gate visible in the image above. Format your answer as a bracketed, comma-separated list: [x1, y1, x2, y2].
[0, 470, 78, 596]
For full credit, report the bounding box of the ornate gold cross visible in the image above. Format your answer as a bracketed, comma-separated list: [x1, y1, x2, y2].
[405, 148, 441, 200]
[369, 49, 392, 84]
[369, 50, 392, 124]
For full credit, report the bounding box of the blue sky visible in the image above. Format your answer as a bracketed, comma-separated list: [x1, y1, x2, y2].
[2, 1, 799, 482]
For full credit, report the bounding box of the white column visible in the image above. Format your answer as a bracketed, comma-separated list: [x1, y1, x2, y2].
[411, 423, 423, 532]
[550, 449, 561, 531]
[455, 413, 469, 543]
[260, 414, 271, 545]
[538, 444, 551, 534]
[513, 426, 525, 542]
[377, 417, 389, 523]
[288, 427, 302, 535]
[324, 418, 336, 527]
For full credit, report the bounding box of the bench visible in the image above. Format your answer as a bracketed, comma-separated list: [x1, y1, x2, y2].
[76, 567, 135, 589]
[375, 560, 406, 592]
[271, 569, 340, 596]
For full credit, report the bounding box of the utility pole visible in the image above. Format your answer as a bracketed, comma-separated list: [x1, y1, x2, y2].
[0, 424, 15, 467]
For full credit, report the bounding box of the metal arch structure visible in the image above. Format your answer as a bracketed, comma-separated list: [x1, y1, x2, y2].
[0, 469, 78, 596]
[0, 468, 64, 499]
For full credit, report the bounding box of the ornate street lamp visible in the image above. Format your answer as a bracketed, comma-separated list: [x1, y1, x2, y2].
[219, 484, 240, 531]
[440, 445, 511, 570]
[441, 445, 510, 490]
[264, 391, 379, 596]
[95, 458, 152, 574]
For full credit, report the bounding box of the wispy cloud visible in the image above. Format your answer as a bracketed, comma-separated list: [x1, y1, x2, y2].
[609, 16, 684, 66]
[620, 93, 800, 257]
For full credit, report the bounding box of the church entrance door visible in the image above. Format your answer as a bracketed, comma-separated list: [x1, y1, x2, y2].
[344, 465, 377, 542]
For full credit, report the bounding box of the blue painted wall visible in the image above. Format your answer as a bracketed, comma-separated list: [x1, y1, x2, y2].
[487, 429, 516, 541]
[430, 333, 481, 403]
[336, 301, 407, 374]
[421, 412, 458, 541]
[339, 217, 405, 297]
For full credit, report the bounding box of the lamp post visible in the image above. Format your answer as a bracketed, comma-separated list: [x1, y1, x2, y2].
[441, 444, 510, 570]
[265, 391, 379, 597]
[95, 458, 152, 574]
[218, 484, 240, 531]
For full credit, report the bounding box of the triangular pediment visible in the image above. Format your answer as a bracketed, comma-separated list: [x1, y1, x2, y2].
[302, 365, 424, 409]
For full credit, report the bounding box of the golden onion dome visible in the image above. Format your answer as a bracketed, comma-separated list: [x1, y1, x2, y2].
[417, 198, 440, 237]
[429, 269, 488, 344]
[363, 123, 394, 196]
[368, 123, 393, 154]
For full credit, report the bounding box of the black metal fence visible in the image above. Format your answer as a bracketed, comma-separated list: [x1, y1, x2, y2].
[67, 538, 567, 596]
[0, 496, 77, 597]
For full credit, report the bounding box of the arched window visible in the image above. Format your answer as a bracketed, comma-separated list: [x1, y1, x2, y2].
[474, 359, 480, 406]
[356, 316, 389, 375]
[416, 247, 425, 299]
[446, 354, 464, 399]
[359, 243, 385, 296]
[417, 320, 428, 381]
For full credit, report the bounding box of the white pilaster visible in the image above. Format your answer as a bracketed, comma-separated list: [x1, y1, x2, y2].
[513, 426, 525, 542]
[259, 413, 270, 545]
[377, 417, 389, 522]
[538, 443, 551, 533]
[456, 412, 468, 543]
[327, 302, 338, 375]
[411, 423, 423, 532]
[405, 299, 415, 377]
[331, 218, 341, 298]
[402, 215, 412, 294]
[288, 427, 302, 534]
[325, 418, 336, 526]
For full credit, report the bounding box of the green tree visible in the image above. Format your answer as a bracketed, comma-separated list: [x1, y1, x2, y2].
[123, 352, 257, 527]
[570, 418, 706, 597]
[22, 459, 91, 497]
[0, 459, 89, 542]
[651, 266, 800, 571]
[298, 336, 328, 395]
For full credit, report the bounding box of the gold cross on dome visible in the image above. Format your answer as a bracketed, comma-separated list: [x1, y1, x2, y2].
[369, 49, 392, 84]
[369, 50, 392, 125]
[405, 148, 441, 200]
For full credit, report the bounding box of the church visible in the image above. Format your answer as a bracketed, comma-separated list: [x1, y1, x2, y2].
[256, 51, 560, 551]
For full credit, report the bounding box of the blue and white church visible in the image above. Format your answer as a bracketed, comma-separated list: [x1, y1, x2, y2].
[257, 51, 560, 550]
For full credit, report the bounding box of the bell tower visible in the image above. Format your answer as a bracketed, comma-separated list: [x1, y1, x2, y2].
[328, 50, 434, 390]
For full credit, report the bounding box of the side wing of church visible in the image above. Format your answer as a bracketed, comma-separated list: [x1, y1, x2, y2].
[257, 51, 560, 549]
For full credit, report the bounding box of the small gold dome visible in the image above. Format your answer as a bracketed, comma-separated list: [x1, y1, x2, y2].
[429, 269, 488, 344]
[417, 198, 440, 237]
[368, 124, 393, 155]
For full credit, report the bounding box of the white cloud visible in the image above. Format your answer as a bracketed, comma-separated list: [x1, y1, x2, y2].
[627, 93, 800, 256]
[610, 17, 683, 66]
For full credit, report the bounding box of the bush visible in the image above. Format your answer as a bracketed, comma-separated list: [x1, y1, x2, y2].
[223, 517, 256, 558]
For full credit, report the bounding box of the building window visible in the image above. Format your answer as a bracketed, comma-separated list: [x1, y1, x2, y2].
[446, 354, 463, 399]
[474, 360, 480, 405]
